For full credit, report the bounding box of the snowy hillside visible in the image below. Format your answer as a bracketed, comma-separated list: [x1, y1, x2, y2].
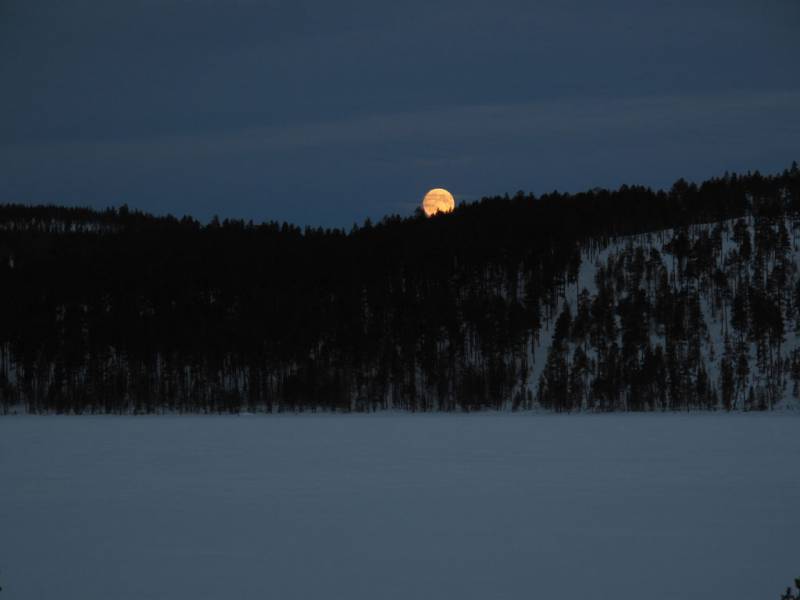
[523, 216, 800, 411]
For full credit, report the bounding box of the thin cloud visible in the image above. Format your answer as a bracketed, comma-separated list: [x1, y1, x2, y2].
[4, 89, 798, 163]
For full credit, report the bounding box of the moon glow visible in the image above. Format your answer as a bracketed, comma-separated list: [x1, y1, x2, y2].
[422, 188, 455, 217]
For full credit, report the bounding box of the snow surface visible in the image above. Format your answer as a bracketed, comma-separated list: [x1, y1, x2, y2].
[1, 414, 798, 600]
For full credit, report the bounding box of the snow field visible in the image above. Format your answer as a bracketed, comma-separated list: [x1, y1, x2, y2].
[1, 414, 798, 600]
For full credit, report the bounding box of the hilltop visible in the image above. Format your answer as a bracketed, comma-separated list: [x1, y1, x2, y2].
[1, 164, 798, 413]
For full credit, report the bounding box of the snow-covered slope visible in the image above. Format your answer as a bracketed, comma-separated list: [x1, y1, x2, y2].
[524, 216, 800, 410]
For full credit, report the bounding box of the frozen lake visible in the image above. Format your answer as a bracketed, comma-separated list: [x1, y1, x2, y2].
[1, 414, 798, 600]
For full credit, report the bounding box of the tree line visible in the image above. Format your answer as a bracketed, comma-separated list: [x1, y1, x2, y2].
[0, 164, 798, 413]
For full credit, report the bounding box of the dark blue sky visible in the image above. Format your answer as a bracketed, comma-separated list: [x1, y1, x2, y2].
[2, 1, 798, 227]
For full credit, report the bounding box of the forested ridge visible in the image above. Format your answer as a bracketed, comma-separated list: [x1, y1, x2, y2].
[1, 164, 799, 413]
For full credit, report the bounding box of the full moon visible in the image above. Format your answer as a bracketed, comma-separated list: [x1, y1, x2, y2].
[422, 188, 455, 217]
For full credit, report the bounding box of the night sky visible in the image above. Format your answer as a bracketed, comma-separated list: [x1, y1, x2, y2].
[2, 0, 798, 227]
